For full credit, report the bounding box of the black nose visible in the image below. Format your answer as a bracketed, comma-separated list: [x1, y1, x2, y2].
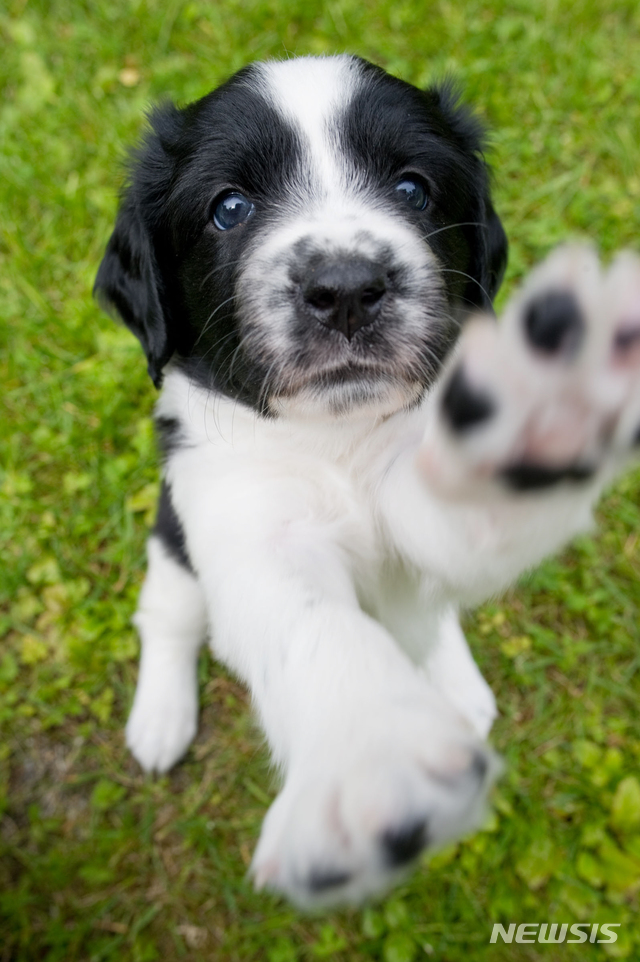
[302, 259, 387, 339]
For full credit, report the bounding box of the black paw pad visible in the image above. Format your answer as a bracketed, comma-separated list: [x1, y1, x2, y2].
[307, 868, 352, 892]
[442, 367, 495, 433]
[501, 461, 595, 491]
[614, 327, 640, 353]
[471, 750, 489, 782]
[381, 820, 429, 867]
[524, 290, 584, 356]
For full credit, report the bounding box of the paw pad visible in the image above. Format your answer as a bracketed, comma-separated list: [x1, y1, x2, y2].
[501, 461, 595, 492]
[523, 289, 584, 356]
[442, 367, 495, 432]
[308, 867, 353, 892]
[614, 326, 640, 355]
[381, 819, 429, 867]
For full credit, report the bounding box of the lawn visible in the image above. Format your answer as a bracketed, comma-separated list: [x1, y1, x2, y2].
[1, 0, 640, 960]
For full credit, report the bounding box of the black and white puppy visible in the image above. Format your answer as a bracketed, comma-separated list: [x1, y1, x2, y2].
[95, 55, 640, 908]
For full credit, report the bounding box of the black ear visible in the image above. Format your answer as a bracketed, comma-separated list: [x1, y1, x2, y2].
[428, 82, 508, 312]
[94, 196, 172, 386]
[464, 192, 508, 312]
[94, 104, 183, 387]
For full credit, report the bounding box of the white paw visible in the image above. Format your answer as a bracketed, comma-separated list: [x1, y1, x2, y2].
[125, 654, 198, 774]
[419, 245, 640, 498]
[251, 712, 498, 908]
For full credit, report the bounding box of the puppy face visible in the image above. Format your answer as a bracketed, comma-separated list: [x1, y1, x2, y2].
[96, 55, 507, 417]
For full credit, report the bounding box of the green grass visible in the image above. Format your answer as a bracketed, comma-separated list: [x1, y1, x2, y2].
[1, 0, 640, 959]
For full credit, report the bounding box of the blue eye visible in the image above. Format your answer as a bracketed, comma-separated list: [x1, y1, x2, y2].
[212, 191, 255, 230]
[394, 176, 429, 211]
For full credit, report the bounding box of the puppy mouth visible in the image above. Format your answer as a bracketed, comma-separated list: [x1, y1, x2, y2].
[279, 361, 402, 392]
[267, 354, 430, 408]
[275, 313, 452, 389]
[268, 360, 427, 417]
[245, 300, 455, 414]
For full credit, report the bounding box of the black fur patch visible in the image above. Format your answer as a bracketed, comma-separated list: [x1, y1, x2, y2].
[341, 65, 507, 314]
[155, 415, 184, 460]
[154, 480, 193, 572]
[95, 64, 303, 396]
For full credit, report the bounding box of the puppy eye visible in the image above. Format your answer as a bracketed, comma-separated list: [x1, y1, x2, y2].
[394, 176, 429, 211]
[212, 191, 255, 230]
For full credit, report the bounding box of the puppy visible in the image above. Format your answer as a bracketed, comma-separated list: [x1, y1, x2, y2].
[95, 54, 640, 908]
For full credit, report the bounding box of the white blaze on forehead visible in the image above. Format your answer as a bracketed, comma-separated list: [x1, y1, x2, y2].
[255, 55, 362, 196]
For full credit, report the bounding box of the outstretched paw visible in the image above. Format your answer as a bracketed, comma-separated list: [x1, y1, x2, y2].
[251, 711, 498, 908]
[420, 245, 640, 498]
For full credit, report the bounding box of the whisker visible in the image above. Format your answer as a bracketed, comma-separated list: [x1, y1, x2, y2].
[197, 326, 238, 366]
[256, 357, 282, 414]
[423, 221, 486, 241]
[198, 257, 247, 291]
[193, 294, 238, 347]
[439, 269, 492, 307]
[226, 334, 250, 386]
[201, 335, 247, 393]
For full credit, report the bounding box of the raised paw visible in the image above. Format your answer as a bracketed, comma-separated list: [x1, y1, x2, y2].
[251, 719, 497, 908]
[419, 244, 640, 499]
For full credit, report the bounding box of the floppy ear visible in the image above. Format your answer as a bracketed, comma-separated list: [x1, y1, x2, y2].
[94, 195, 172, 387]
[463, 192, 508, 312]
[94, 103, 185, 387]
[428, 82, 508, 313]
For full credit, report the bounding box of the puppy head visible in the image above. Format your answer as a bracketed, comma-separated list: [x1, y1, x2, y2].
[95, 55, 507, 417]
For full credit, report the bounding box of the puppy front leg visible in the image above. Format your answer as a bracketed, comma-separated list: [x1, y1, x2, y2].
[379, 245, 640, 606]
[126, 536, 207, 773]
[196, 522, 497, 908]
[373, 583, 496, 739]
